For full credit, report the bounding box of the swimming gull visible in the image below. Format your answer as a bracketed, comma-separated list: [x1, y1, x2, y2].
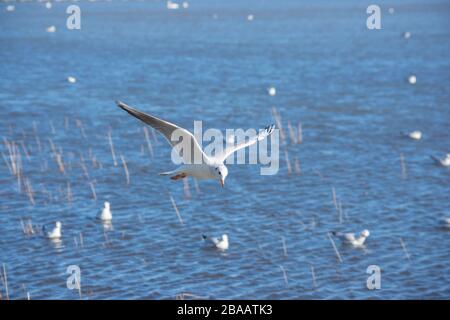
[430, 154, 450, 167]
[331, 229, 370, 247]
[44, 221, 62, 239]
[202, 234, 229, 251]
[98, 201, 112, 221]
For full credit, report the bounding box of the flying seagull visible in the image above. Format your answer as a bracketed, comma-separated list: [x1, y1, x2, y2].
[116, 101, 275, 187]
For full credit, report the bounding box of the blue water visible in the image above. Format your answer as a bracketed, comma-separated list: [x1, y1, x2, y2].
[0, 0, 449, 299]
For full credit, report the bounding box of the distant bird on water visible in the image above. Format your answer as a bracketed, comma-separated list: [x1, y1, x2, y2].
[267, 87, 276, 96]
[331, 229, 370, 247]
[443, 218, 450, 228]
[44, 221, 62, 240]
[116, 101, 275, 188]
[98, 201, 112, 221]
[430, 154, 450, 167]
[408, 74, 417, 85]
[402, 130, 422, 140]
[203, 234, 229, 251]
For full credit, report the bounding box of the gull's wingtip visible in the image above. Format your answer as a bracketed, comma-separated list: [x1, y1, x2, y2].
[116, 100, 127, 109]
[266, 123, 276, 134]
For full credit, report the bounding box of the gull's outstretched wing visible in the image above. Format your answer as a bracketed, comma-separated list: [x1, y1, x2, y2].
[116, 101, 209, 164]
[214, 124, 275, 163]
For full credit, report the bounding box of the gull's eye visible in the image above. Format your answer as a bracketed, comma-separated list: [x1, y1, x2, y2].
[219, 172, 222, 176]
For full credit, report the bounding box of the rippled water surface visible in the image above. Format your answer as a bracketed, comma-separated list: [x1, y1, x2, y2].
[1, 0, 449, 299]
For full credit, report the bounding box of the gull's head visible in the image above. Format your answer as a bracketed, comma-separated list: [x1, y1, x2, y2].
[361, 229, 370, 238]
[55, 221, 62, 229]
[222, 234, 229, 242]
[104, 201, 110, 209]
[214, 164, 228, 187]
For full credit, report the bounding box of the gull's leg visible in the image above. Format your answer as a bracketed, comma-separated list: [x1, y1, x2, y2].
[170, 173, 187, 180]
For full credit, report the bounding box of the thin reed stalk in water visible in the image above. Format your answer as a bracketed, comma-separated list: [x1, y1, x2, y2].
[108, 130, 118, 166]
[1, 151, 12, 175]
[310, 265, 317, 288]
[55, 153, 65, 174]
[49, 120, 56, 135]
[2, 263, 9, 300]
[338, 201, 343, 224]
[80, 154, 90, 179]
[89, 181, 97, 201]
[279, 265, 288, 286]
[75, 119, 86, 138]
[284, 149, 292, 174]
[24, 178, 35, 206]
[281, 236, 288, 257]
[271, 107, 286, 142]
[399, 238, 411, 262]
[120, 155, 130, 185]
[5, 139, 17, 175]
[35, 134, 42, 155]
[332, 187, 338, 210]
[170, 195, 183, 225]
[67, 182, 73, 204]
[16, 146, 23, 193]
[79, 233, 84, 248]
[294, 158, 301, 174]
[20, 140, 31, 162]
[400, 153, 407, 179]
[297, 122, 303, 144]
[328, 232, 343, 263]
[287, 121, 297, 144]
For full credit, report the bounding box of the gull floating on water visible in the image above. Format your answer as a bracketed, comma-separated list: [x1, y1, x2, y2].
[45, 2, 52, 9]
[202, 234, 229, 251]
[267, 87, 276, 96]
[430, 154, 450, 167]
[44, 221, 62, 239]
[403, 31, 411, 39]
[98, 201, 112, 221]
[403, 130, 422, 140]
[116, 101, 275, 187]
[408, 74, 417, 85]
[167, 1, 179, 10]
[67, 76, 76, 84]
[6, 5, 15, 12]
[443, 218, 450, 228]
[332, 229, 370, 247]
[46, 25, 56, 33]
